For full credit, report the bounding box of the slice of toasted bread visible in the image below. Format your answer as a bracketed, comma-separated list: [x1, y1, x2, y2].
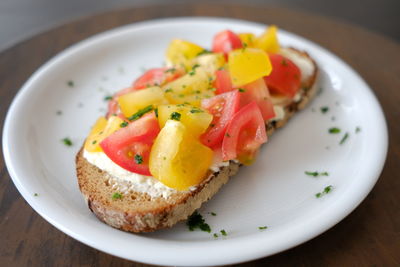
[76, 48, 318, 233]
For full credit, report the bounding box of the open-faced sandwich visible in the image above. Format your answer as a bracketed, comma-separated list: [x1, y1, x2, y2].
[76, 26, 318, 232]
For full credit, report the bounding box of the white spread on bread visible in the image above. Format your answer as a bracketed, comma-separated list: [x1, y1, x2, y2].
[83, 149, 230, 198]
[83, 47, 314, 198]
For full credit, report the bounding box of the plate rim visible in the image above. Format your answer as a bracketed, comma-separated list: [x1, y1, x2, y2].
[2, 16, 389, 266]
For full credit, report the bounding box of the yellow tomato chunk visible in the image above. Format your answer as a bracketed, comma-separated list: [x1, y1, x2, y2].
[117, 86, 166, 118]
[166, 39, 205, 69]
[193, 53, 226, 76]
[163, 67, 209, 95]
[149, 120, 213, 190]
[228, 48, 272, 86]
[84, 116, 124, 152]
[165, 90, 215, 107]
[254, 25, 280, 53]
[238, 33, 256, 47]
[158, 104, 213, 136]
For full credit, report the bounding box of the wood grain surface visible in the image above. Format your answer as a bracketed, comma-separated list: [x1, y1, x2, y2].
[1, 3, 399, 267]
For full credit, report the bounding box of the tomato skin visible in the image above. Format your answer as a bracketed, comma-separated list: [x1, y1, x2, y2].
[100, 112, 160, 175]
[240, 78, 275, 121]
[133, 67, 182, 90]
[222, 101, 267, 163]
[264, 53, 301, 98]
[215, 69, 233, 94]
[106, 87, 135, 118]
[201, 90, 240, 149]
[212, 30, 243, 57]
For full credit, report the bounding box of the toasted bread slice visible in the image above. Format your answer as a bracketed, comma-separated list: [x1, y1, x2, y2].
[76, 48, 318, 233]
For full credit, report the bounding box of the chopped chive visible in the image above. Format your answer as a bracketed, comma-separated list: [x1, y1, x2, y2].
[213, 233, 218, 238]
[339, 132, 349, 145]
[155, 108, 158, 118]
[355, 126, 361, 133]
[197, 49, 211, 56]
[329, 127, 341, 134]
[128, 105, 153, 121]
[210, 212, 217, 216]
[315, 185, 333, 198]
[34, 193, 39, 197]
[164, 68, 176, 73]
[104, 95, 113, 101]
[190, 108, 203, 113]
[112, 192, 122, 200]
[61, 137, 73, 146]
[186, 211, 211, 232]
[170, 112, 181, 121]
[225, 133, 231, 137]
[92, 140, 97, 145]
[320, 106, 329, 113]
[258, 226, 268, 230]
[67, 80, 74, 87]
[165, 88, 173, 93]
[220, 229, 227, 236]
[305, 171, 329, 177]
[238, 88, 246, 93]
[120, 121, 128, 128]
[134, 154, 143, 164]
[281, 59, 288, 66]
[56, 110, 62, 115]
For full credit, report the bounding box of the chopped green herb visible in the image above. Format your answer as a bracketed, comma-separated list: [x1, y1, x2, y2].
[112, 192, 123, 200]
[210, 123, 215, 128]
[315, 185, 333, 198]
[242, 42, 248, 51]
[190, 108, 203, 113]
[182, 84, 187, 88]
[305, 171, 329, 177]
[238, 88, 246, 93]
[186, 211, 211, 232]
[128, 105, 153, 121]
[320, 106, 329, 114]
[165, 88, 173, 93]
[281, 59, 288, 66]
[220, 229, 227, 236]
[225, 133, 231, 137]
[188, 64, 200, 76]
[134, 154, 143, 164]
[92, 140, 97, 145]
[120, 121, 128, 128]
[355, 126, 361, 133]
[339, 132, 349, 145]
[62, 137, 73, 146]
[197, 49, 211, 56]
[210, 212, 217, 216]
[194, 90, 201, 94]
[155, 108, 158, 118]
[170, 112, 181, 121]
[178, 94, 185, 98]
[164, 68, 176, 73]
[213, 233, 218, 238]
[104, 95, 113, 101]
[67, 80, 74, 87]
[34, 193, 38, 197]
[329, 127, 341, 134]
[258, 226, 268, 230]
[56, 110, 62, 115]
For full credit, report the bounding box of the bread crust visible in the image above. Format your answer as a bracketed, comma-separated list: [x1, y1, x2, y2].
[76, 48, 319, 233]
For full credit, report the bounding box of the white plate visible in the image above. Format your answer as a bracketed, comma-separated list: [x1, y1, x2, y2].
[3, 17, 388, 266]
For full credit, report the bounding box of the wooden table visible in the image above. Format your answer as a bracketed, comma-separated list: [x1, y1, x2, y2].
[1, 3, 399, 266]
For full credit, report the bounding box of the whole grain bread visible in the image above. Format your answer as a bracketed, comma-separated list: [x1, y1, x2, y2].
[76, 48, 318, 233]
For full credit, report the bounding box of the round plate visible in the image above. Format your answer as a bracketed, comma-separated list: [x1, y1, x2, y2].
[2, 17, 388, 266]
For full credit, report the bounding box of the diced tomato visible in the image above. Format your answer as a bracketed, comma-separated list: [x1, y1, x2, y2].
[240, 79, 275, 121]
[222, 101, 267, 164]
[133, 67, 183, 89]
[264, 54, 301, 98]
[201, 90, 240, 149]
[215, 69, 233, 94]
[100, 112, 160, 175]
[212, 30, 243, 58]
